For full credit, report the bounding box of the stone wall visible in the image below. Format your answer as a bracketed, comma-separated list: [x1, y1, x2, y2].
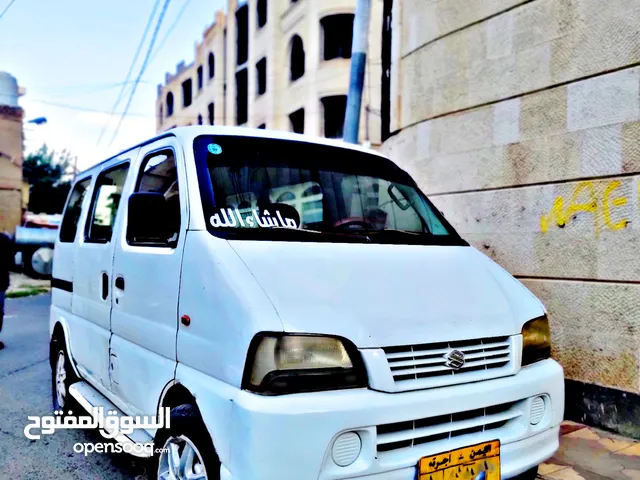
[0, 105, 24, 233]
[383, 0, 640, 436]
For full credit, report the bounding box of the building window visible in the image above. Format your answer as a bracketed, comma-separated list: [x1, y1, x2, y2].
[236, 68, 248, 125]
[322, 95, 347, 138]
[197, 66, 203, 90]
[208, 52, 215, 79]
[290, 35, 305, 81]
[256, 57, 267, 96]
[166, 92, 174, 117]
[258, 123, 266, 129]
[208, 103, 215, 125]
[159, 105, 163, 120]
[321, 14, 354, 60]
[236, 5, 249, 66]
[198, 114, 203, 125]
[257, 0, 267, 28]
[182, 79, 193, 107]
[289, 108, 304, 134]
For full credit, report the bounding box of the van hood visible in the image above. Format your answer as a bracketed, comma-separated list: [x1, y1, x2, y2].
[228, 241, 544, 348]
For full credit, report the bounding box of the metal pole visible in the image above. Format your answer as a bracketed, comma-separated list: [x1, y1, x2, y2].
[343, 0, 371, 144]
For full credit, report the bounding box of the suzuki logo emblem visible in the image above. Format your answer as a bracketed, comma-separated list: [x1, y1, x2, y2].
[444, 349, 465, 370]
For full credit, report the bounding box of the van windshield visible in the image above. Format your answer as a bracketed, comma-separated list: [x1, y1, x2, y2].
[193, 135, 466, 246]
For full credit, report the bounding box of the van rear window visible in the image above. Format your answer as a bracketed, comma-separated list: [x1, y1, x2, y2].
[59, 178, 91, 243]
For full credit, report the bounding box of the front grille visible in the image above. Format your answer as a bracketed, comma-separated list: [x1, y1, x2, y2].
[376, 401, 520, 453]
[383, 336, 513, 391]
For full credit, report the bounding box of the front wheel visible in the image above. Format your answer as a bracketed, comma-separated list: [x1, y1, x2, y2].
[513, 466, 539, 480]
[153, 404, 220, 480]
[50, 334, 79, 413]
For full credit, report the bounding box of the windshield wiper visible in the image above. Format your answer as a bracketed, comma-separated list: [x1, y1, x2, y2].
[365, 228, 467, 246]
[371, 228, 427, 236]
[226, 227, 371, 243]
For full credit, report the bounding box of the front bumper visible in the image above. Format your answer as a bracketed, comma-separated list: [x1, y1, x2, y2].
[223, 359, 564, 480]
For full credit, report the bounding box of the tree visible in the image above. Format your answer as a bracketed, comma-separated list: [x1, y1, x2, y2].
[22, 144, 75, 214]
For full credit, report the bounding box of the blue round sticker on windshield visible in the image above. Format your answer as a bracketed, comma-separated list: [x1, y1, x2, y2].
[208, 143, 222, 155]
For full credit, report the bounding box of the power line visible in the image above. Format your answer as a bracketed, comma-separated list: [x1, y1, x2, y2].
[108, 0, 172, 147]
[96, 0, 161, 146]
[148, 0, 192, 66]
[30, 99, 150, 117]
[0, 0, 16, 19]
[30, 97, 336, 125]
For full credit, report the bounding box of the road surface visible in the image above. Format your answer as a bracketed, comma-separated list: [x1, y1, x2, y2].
[0, 294, 148, 479]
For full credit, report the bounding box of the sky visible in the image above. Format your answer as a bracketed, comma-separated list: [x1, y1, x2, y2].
[0, 0, 225, 171]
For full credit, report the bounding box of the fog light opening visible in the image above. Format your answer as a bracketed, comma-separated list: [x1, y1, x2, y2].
[331, 432, 362, 467]
[530, 396, 546, 425]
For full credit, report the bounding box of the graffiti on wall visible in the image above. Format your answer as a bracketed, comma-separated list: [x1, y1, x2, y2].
[540, 179, 639, 235]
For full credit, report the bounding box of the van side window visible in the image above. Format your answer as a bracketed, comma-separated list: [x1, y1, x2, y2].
[85, 164, 130, 243]
[131, 150, 181, 246]
[59, 178, 92, 243]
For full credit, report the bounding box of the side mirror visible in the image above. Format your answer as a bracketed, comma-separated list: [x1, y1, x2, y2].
[388, 184, 411, 210]
[127, 192, 172, 246]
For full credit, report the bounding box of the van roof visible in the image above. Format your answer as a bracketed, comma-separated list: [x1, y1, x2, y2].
[78, 126, 387, 176]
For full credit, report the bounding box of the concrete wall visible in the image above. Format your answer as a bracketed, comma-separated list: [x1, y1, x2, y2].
[156, 0, 383, 146]
[383, 0, 640, 436]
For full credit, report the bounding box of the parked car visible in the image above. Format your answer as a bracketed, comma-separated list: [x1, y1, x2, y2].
[14, 213, 61, 277]
[50, 126, 564, 480]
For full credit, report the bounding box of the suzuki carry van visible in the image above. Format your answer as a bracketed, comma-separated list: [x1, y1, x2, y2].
[50, 126, 564, 480]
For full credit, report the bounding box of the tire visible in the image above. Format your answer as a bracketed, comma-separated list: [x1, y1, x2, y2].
[50, 332, 80, 414]
[22, 248, 36, 278]
[152, 404, 220, 480]
[514, 466, 539, 480]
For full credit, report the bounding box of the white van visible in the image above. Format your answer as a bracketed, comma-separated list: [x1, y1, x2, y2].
[50, 127, 564, 480]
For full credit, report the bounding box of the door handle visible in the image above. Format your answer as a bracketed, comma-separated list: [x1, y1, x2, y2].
[115, 276, 125, 291]
[101, 273, 108, 300]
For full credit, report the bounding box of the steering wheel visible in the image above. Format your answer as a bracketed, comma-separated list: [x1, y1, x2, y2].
[333, 217, 374, 230]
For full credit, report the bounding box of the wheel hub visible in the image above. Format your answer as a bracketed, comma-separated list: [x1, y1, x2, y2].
[55, 351, 66, 408]
[158, 435, 207, 480]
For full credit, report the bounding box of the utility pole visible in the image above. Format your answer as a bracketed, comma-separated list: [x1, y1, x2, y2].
[343, 0, 371, 144]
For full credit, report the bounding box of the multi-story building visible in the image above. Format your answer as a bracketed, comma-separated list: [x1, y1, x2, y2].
[156, 0, 383, 146]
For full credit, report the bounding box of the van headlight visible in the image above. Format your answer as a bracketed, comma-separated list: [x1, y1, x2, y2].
[243, 334, 368, 395]
[521, 315, 551, 366]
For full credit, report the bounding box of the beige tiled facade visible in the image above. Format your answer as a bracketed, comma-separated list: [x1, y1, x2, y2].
[156, 0, 383, 146]
[381, 0, 640, 434]
[0, 104, 24, 233]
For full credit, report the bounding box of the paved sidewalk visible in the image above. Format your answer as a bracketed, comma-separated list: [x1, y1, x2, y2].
[540, 422, 640, 480]
[6, 272, 50, 297]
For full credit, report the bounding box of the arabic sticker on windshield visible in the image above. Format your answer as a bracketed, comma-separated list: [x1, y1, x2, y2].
[208, 143, 222, 155]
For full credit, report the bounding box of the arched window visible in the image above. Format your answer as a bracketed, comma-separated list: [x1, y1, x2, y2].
[290, 35, 305, 81]
[197, 65, 203, 90]
[208, 52, 215, 79]
[321, 14, 354, 60]
[166, 92, 174, 117]
[257, 0, 267, 28]
[198, 114, 203, 125]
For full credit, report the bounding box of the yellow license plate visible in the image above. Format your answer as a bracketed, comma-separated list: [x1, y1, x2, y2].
[418, 440, 500, 480]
